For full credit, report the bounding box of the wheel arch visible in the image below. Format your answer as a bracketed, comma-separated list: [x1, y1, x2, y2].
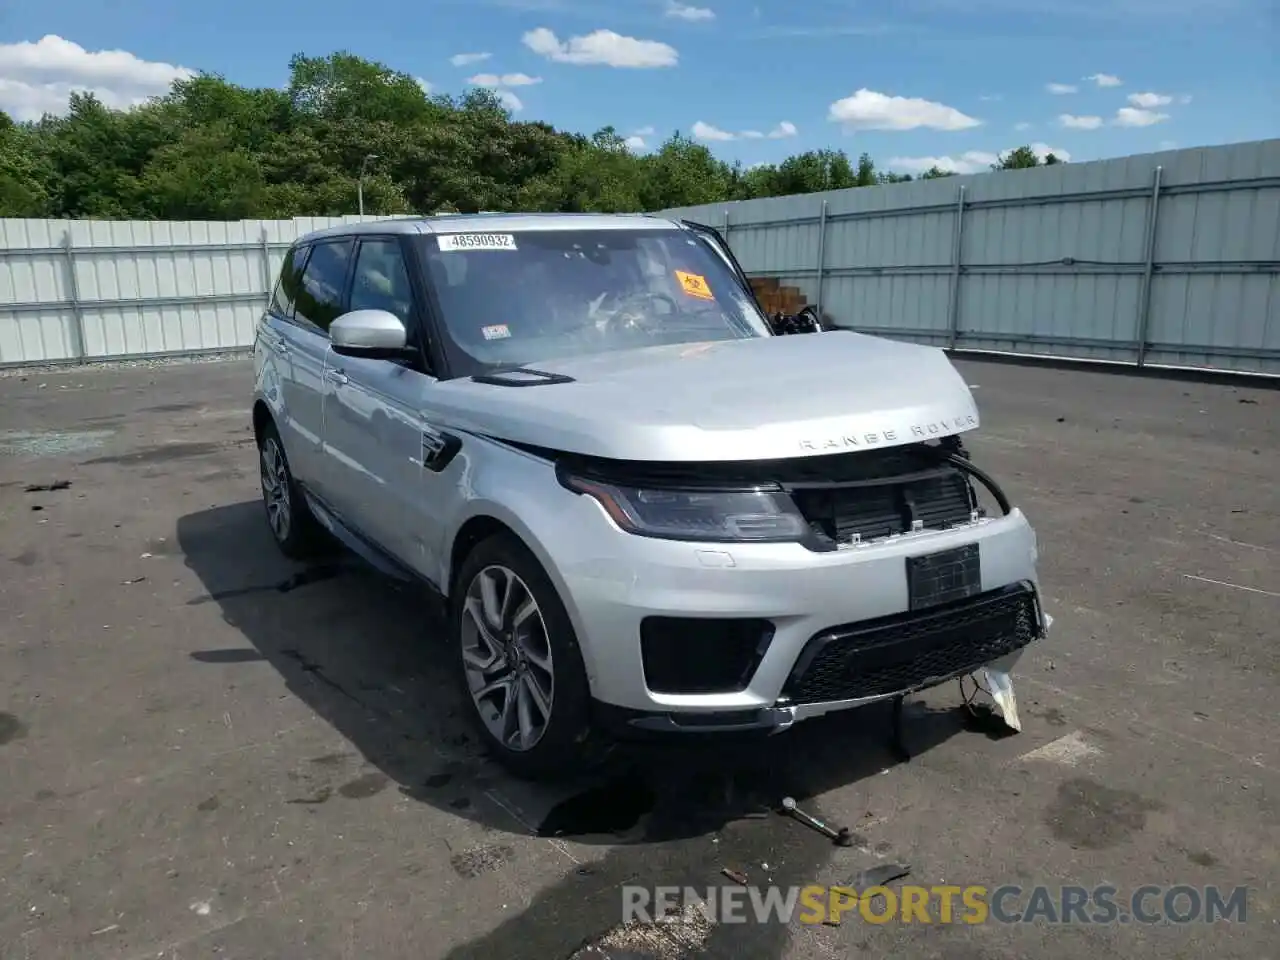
[444, 503, 600, 691]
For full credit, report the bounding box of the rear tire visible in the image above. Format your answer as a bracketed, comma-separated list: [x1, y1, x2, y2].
[451, 532, 601, 780]
[257, 419, 325, 561]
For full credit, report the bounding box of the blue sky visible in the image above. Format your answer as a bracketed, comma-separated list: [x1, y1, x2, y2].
[0, 0, 1275, 174]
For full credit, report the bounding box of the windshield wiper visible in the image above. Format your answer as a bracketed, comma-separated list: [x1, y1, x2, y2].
[470, 365, 576, 387]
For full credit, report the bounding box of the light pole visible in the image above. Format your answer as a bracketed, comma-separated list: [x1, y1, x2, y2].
[358, 153, 379, 217]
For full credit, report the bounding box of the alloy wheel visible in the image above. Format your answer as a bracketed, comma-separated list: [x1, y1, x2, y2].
[259, 437, 292, 543]
[460, 564, 555, 752]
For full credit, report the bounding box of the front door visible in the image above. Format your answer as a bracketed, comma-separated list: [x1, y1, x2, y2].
[320, 237, 450, 580]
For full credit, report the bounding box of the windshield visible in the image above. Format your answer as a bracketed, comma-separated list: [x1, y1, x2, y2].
[415, 227, 772, 377]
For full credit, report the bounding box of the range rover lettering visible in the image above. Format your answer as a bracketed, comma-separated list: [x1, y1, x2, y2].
[251, 213, 1049, 779]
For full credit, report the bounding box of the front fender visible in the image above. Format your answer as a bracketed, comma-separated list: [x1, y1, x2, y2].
[437, 437, 612, 687]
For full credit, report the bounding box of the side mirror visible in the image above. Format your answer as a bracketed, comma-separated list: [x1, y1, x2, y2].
[330, 310, 411, 360]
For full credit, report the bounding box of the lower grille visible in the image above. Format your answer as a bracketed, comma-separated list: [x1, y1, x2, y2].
[781, 585, 1041, 705]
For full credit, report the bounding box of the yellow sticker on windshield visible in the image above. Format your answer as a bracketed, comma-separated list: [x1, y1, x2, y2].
[675, 270, 714, 300]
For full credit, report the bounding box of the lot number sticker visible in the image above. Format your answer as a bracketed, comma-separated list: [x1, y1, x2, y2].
[675, 270, 714, 300]
[437, 233, 518, 252]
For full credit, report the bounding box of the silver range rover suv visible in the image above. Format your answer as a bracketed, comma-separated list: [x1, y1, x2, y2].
[251, 212, 1049, 779]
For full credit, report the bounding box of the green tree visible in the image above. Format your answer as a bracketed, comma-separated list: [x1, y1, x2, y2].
[0, 51, 1068, 221]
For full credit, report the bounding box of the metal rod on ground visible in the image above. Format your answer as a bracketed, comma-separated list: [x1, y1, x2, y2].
[946, 185, 967, 350]
[1135, 165, 1164, 369]
[62, 230, 87, 364]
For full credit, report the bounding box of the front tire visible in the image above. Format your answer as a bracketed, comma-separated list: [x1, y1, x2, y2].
[257, 420, 325, 561]
[451, 532, 598, 780]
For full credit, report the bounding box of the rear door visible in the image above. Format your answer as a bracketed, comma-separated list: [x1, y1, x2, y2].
[284, 237, 356, 497]
[258, 242, 307, 454]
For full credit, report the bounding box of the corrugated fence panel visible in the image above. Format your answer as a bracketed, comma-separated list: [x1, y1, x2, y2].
[660, 138, 1280, 376]
[0, 214, 403, 366]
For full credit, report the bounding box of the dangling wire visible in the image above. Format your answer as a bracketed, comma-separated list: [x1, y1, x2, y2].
[958, 672, 993, 716]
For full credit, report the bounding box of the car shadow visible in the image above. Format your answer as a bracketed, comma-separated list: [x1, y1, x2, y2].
[179, 500, 984, 958]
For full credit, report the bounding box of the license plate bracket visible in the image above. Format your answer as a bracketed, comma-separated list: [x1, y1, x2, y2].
[906, 543, 981, 610]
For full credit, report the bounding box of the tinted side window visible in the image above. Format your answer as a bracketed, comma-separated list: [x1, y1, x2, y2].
[268, 244, 308, 318]
[349, 239, 414, 324]
[294, 239, 354, 334]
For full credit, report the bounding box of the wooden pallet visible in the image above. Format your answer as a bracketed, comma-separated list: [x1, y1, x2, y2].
[749, 276, 810, 317]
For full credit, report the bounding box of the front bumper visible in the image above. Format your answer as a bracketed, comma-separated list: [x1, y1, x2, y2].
[550, 491, 1048, 727]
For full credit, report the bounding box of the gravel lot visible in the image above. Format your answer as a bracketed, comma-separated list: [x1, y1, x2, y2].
[1, 355, 1276, 959]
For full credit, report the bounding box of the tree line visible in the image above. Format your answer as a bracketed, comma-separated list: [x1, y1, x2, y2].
[0, 52, 1064, 222]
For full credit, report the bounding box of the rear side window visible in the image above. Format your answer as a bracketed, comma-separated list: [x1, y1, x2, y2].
[268, 244, 308, 318]
[294, 239, 354, 334]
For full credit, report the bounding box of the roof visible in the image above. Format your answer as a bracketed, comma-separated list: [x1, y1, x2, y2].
[297, 211, 683, 245]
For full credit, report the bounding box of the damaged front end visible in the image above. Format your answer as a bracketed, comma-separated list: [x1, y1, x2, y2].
[564, 434, 1050, 740]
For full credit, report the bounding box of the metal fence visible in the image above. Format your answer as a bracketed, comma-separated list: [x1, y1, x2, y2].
[2, 139, 1278, 373]
[0, 215, 404, 367]
[660, 138, 1280, 377]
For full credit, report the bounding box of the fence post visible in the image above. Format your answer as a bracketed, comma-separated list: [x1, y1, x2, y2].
[62, 230, 87, 363]
[815, 198, 828, 319]
[946, 185, 967, 350]
[259, 226, 273, 304]
[1135, 165, 1163, 368]
[722, 207, 731, 244]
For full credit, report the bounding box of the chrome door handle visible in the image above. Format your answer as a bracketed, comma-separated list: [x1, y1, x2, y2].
[325, 369, 348, 386]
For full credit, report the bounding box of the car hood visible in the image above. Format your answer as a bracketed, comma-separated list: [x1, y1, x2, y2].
[429, 332, 980, 462]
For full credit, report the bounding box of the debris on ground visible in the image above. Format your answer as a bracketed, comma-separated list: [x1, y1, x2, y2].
[720, 867, 748, 885]
[566, 903, 713, 960]
[823, 863, 914, 924]
[24, 480, 72, 492]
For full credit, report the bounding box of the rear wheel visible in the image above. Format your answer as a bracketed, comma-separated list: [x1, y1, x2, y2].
[452, 532, 599, 780]
[257, 420, 325, 560]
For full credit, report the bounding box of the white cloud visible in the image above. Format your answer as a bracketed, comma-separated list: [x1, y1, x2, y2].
[522, 27, 678, 67]
[1086, 73, 1122, 87]
[827, 88, 980, 131]
[468, 72, 542, 87]
[1014, 121, 1032, 131]
[664, 0, 715, 20]
[1114, 106, 1169, 126]
[691, 120, 736, 141]
[633, 125, 655, 136]
[692, 119, 795, 142]
[624, 134, 647, 149]
[496, 89, 524, 112]
[0, 34, 194, 121]
[1127, 91, 1172, 108]
[1046, 82, 1078, 94]
[1179, 94, 1192, 104]
[450, 52, 491, 67]
[889, 141, 1070, 175]
[888, 151, 999, 175]
[1059, 113, 1103, 129]
[978, 94, 1002, 101]
[415, 77, 432, 94]
[1028, 142, 1070, 161]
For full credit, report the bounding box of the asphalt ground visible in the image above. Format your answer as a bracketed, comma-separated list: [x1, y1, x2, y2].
[0, 354, 1276, 960]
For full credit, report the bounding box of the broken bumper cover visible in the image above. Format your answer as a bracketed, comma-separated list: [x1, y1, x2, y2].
[592, 585, 1050, 736]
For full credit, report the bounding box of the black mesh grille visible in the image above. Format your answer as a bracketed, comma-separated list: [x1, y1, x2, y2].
[791, 470, 976, 546]
[781, 585, 1041, 705]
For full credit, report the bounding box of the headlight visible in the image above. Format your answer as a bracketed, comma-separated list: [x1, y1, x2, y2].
[563, 475, 808, 542]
